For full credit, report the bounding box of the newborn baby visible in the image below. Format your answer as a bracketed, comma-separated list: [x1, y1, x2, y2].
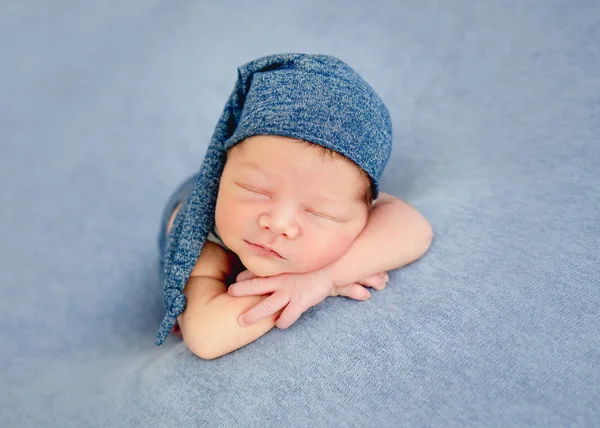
[157, 53, 433, 359]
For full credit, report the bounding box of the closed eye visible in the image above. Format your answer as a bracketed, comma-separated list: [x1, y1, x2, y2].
[307, 210, 337, 221]
[235, 182, 270, 197]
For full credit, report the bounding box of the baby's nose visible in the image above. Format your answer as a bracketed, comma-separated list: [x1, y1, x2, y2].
[260, 206, 299, 238]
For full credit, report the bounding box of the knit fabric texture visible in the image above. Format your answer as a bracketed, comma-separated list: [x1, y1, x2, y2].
[156, 53, 393, 345]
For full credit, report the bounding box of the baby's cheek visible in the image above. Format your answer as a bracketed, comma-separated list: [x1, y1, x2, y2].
[304, 233, 355, 271]
[326, 234, 355, 259]
[215, 200, 239, 239]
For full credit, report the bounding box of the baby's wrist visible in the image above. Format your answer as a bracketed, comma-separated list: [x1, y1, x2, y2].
[317, 264, 341, 288]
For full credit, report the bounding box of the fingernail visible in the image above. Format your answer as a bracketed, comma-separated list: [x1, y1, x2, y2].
[384, 273, 389, 282]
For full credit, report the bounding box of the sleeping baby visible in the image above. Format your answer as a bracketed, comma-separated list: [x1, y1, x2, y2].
[157, 53, 433, 359]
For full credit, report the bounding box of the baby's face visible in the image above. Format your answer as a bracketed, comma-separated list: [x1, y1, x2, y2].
[215, 135, 370, 277]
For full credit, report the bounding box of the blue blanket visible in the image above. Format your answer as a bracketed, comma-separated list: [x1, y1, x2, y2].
[1, 0, 598, 426]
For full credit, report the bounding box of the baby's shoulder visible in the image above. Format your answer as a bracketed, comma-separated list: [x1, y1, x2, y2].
[189, 241, 229, 281]
[189, 241, 243, 284]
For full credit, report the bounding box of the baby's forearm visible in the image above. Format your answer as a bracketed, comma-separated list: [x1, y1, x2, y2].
[178, 276, 282, 359]
[326, 196, 433, 287]
[168, 205, 282, 359]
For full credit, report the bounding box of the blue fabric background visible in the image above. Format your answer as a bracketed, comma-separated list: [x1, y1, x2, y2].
[1, 0, 598, 426]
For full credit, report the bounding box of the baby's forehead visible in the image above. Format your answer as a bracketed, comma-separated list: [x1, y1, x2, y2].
[231, 137, 345, 164]
[228, 134, 367, 184]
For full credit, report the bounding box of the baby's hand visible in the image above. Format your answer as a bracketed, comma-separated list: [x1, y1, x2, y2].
[332, 271, 389, 299]
[227, 269, 389, 329]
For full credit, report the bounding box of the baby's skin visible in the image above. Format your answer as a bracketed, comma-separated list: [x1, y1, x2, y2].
[165, 135, 433, 359]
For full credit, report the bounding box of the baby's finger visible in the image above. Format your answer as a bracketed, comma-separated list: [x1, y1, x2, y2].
[334, 283, 371, 301]
[357, 272, 389, 290]
[275, 304, 303, 329]
[238, 291, 290, 327]
[236, 269, 256, 282]
[229, 276, 277, 297]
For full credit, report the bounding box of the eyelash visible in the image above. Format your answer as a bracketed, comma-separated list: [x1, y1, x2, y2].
[237, 183, 337, 221]
[306, 210, 336, 221]
[238, 183, 270, 197]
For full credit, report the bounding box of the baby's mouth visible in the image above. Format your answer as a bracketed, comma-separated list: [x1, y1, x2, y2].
[243, 240, 285, 259]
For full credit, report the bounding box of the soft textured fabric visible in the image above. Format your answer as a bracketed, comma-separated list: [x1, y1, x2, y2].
[157, 53, 393, 345]
[1, 0, 599, 427]
[157, 172, 227, 267]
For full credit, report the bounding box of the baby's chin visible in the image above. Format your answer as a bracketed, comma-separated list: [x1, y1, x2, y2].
[240, 255, 297, 278]
[243, 261, 286, 278]
[242, 256, 322, 278]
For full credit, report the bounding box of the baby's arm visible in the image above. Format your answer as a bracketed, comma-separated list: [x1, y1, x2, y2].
[166, 206, 282, 359]
[327, 191, 433, 287]
[178, 243, 282, 359]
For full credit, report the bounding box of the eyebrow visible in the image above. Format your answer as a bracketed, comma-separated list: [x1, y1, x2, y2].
[239, 162, 267, 175]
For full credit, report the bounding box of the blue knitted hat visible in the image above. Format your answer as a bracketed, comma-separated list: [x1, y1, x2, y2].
[156, 53, 392, 345]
